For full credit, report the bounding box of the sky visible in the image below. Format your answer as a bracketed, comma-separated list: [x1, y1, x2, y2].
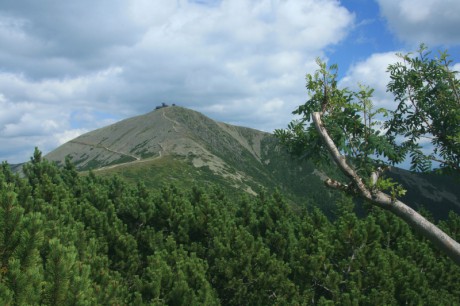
[1, 0, 460, 163]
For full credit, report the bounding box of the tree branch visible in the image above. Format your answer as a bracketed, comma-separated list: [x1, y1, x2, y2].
[312, 111, 460, 265]
[312, 113, 371, 198]
[427, 155, 460, 173]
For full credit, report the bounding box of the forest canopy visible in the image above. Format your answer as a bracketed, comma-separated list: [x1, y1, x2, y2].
[1, 150, 460, 305]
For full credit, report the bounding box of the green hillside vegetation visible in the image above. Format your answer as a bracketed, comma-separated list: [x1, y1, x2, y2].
[90, 138, 341, 214]
[92, 155, 230, 190]
[2, 149, 460, 305]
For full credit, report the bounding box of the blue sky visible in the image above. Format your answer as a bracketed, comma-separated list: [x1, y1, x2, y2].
[331, 0, 397, 71]
[0, 0, 459, 163]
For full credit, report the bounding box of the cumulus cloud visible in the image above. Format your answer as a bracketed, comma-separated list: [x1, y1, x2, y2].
[340, 50, 460, 169]
[340, 52, 401, 110]
[0, 70, 123, 163]
[454, 63, 460, 76]
[377, 0, 460, 45]
[0, 0, 355, 163]
[341, 49, 460, 111]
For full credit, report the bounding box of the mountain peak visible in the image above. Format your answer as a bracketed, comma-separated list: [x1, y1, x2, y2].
[43, 106, 460, 219]
[45, 106, 272, 193]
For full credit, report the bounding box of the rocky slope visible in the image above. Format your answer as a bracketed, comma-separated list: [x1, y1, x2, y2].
[45, 106, 326, 202]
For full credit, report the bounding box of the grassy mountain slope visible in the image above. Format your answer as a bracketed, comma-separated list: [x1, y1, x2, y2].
[45, 106, 337, 209]
[44, 106, 460, 218]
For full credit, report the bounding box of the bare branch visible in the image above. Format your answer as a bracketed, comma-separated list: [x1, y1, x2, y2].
[427, 156, 460, 173]
[324, 178, 348, 190]
[312, 111, 460, 265]
[312, 112, 371, 198]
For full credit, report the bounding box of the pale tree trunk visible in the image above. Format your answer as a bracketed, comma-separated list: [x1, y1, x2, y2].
[312, 112, 460, 265]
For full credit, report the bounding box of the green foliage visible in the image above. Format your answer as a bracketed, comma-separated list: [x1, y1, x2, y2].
[42, 238, 77, 305]
[275, 58, 401, 185]
[1, 149, 460, 304]
[386, 44, 460, 172]
[275, 45, 460, 266]
[276, 45, 460, 201]
[375, 177, 407, 201]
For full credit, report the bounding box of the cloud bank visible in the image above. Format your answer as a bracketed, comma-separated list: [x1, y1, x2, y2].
[0, 0, 355, 163]
[377, 0, 460, 45]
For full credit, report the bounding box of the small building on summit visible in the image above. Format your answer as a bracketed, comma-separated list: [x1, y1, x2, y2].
[155, 103, 177, 110]
[155, 103, 169, 110]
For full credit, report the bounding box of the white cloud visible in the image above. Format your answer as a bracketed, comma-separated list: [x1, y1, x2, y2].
[340, 52, 401, 110]
[341, 50, 460, 112]
[0, 67, 123, 105]
[55, 129, 89, 145]
[0, 69, 123, 163]
[454, 63, 460, 76]
[0, 0, 355, 162]
[377, 0, 460, 45]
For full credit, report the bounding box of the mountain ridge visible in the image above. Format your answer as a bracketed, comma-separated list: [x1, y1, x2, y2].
[46, 107, 267, 170]
[43, 106, 460, 219]
[45, 106, 318, 199]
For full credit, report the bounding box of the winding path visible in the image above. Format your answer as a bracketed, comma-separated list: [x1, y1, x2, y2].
[69, 140, 141, 161]
[73, 109, 179, 172]
[162, 110, 181, 132]
[81, 142, 165, 172]
[93, 152, 162, 171]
